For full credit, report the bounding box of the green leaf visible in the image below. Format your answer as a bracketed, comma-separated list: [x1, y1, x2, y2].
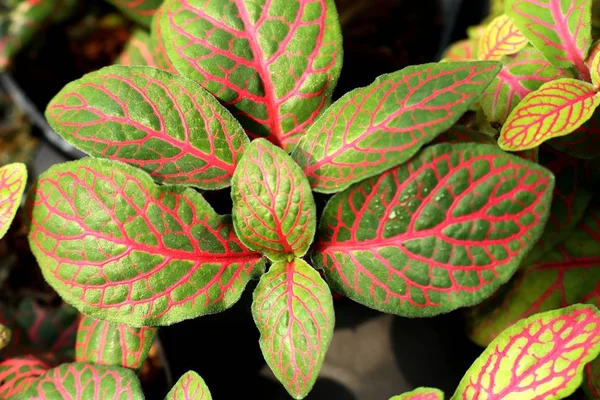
[75, 314, 156, 369]
[23, 361, 144, 399]
[0, 355, 51, 398]
[0, 163, 26, 241]
[313, 143, 555, 317]
[252, 258, 334, 399]
[161, 0, 343, 150]
[453, 305, 600, 400]
[232, 139, 316, 261]
[0, 324, 9, 351]
[151, 5, 177, 73]
[291, 61, 501, 194]
[390, 388, 444, 400]
[166, 371, 212, 400]
[506, 0, 592, 79]
[45, 65, 249, 190]
[584, 355, 600, 399]
[27, 158, 265, 327]
[115, 29, 158, 67]
[105, 0, 163, 26]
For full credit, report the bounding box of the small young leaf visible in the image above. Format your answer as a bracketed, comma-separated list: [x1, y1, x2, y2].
[116, 29, 158, 67]
[151, 5, 177, 73]
[75, 314, 156, 369]
[167, 371, 212, 399]
[390, 387, 444, 400]
[0, 356, 50, 398]
[292, 61, 501, 193]
[252, 258, 334, 399]
[232, 139, 316, 261]
[162, 0, 343, 150]
[313, 143, 554, 317]
[105, 0, 162, 26]
[499, 79, 600, 151]
[506, 0, 592, 79]
[590, 45, 600, 88]
[0, 325, 9, 351]
[549, 111, 600, 159]
[23, 361, 144, 399]
[0, 307, 26, 350]
[0, 163, 26, 240]
[442, 39, 476, 61]
[28, 158, 265, 327]
[45, 65, 248, 190]
[584, 356, 600, 399]
[478, 15, 528, 61]
[453, 305, 600, 400]
[481, 46, 571, 124]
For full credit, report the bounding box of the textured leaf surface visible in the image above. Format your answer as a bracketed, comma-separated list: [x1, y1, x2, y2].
[75, 314, 156, 369]
[549, 110, 600, 158]
[232, 139, 316, 261]
[292, 62, 501, 193]
[313, 143, 554, 317]
[453, 305, 600, 400]
[499, 79, 600, 151]
[23, 362, 143, 399]
[591, 43, 600, 88]
[468, 205, 600, 346]
[0, 355, 50, 398]
[442, 40, 476, 61]
[151, 5, 177, 73]
[162, 0, 343, 150]
[481, 46, 570, 124]
[116, 29, 158, 67]
[584, 356, 600, 399]
[478, 15, 528, 61]
[506, 0, 592, 78]
[0, 163, 26, 240]
[105, 0, 163, 26]
[253, 258, 334, 399]
[28, 158, 265, 327]
[46, 65, 248, 190]
[166, 371, 212, 400]
[390, 387, 444, 400]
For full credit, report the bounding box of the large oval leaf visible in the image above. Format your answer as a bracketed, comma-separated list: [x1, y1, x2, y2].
[291, 61, 501, 193]
[478, 15, 528, 61]
[506, 0, 592, 78]
[23, 362, 144, 399]
[27, 158, 265, 327]
[499, 79, 600, 151]
[105, 0, 163, 26]
[0, 163, 27, 241]
[313, 143, 554, 317]
[452, 305, 600, 400]
[116, 29, 158, 67]
[390, 388, 444, 400]
[167, 371, 212, 400]
[46, 66, 249, 190]
[75, 315, 156, 369]
[161, 0, 343, 150]
[232, 139, 316, 261]
[252, 258, 334, 399]
[0, 356, 50, 398]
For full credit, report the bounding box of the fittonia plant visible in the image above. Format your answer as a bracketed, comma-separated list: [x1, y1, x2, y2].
[0, 0, 595, 398]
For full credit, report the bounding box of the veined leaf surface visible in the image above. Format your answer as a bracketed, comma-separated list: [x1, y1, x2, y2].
[292, 62, 501, 193]
[478, 15, 528, 61]
[0, 356, 50, 398]
[105, 0, 163, 26]
[23, 362, 143, 399]
[506, 0, 592, 79]
[590, 42, 600, 88]
[313, 143, 554, 317]
[166, 371, 212, 400]
[232, 139, 316, 261]
[0, 163, 26, 240]
[468, 205, 600, 346]
[390, 388, 444, 400]
[151, 5, 177, 73]
[162, 0, 343, 150]
[584, 356, 600, 399]
[252, 258, 334, 399]
[75, 315, 156, 369]
[27, 158, 265, 327]
[116, 29, 158, 67]
[453, 305, 600, 400]
[499, 79, 600, 151]
[442, 40, 476, 61]
[45, 65, 248, 190]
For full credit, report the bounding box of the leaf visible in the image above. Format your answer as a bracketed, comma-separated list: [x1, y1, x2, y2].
[0, 163, 26, 240]
[0, 324, 9, 351]
[232, 139, 316, 261]
[452, 304, 600, 400]
[75, 314, 156, 369]
[162, 0, 343, 151]
[291, 61, 502, 194]
[478, 15, 528, 61]
[27, 158, 265, 327]
[166, 371, 212, 400]
[0, 306, 26, 350]
[45, 65, 249, 190]
[434, 125, 496, 145]
[105, 0, 163, 26]
[481, 46, 571, 124]
[584, 355, 600, 399]
[252, 258, 334, 399]
[499, 78, 600, 151]
[0, 356, 50, 399]
[23, 362, 144, 399]
[442, 39, 476, 61]
[116, 29, 158, 67]
[590, 43, 600, 88]
[506, 0, 592, 79]
[150, 5, 177, 73]
[390, 388, 444, 400]
[549, 110, 600, 158]
[313, 143, 554, 317]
